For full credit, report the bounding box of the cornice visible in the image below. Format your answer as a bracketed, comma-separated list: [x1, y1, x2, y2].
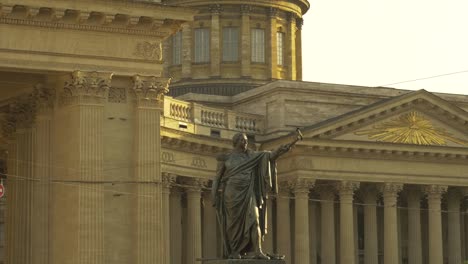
[294, 139, 468, 165]
[0, 3, 189, 37]
[161, 134, 231, 156]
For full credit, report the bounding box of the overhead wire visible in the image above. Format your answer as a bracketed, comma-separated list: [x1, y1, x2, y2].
[376, 70, 468, 88]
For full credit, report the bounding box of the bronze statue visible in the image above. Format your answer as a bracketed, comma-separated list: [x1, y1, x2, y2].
[212, 129, 302, 259]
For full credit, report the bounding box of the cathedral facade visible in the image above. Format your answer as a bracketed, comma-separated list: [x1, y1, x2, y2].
[1, 0, 468, 264]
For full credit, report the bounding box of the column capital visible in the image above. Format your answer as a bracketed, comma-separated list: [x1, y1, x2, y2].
[378, 183, 403, 197]
[423, 185, 447, 199]
[132, 75, 170, 105]
[295, 17, 304, 30]
[209, 4, 222, 14]
[336, 181, 359, 198]
[162, 173, 177, 189]
[8, 95, 37, 129]
[268, 7, 278, 18]
[33, 83, 55, 113]
[289, 178, 314, 194]
[63, 70, 113, 100]
[277, 181, 291, 196]
[287, 12, 298, 23]
[184, 177, 203, 193]
[240, 5, 251, 14]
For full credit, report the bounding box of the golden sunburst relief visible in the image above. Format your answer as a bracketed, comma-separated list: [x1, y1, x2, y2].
[354, 111, 468, 146]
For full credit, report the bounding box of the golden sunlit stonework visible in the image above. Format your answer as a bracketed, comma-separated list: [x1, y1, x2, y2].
[355, 111, 468, 146]
[1, 0, 468, 264]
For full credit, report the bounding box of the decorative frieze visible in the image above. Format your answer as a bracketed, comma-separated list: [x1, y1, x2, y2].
[132, 75, 170, 104]
[134, 41, 162, 61]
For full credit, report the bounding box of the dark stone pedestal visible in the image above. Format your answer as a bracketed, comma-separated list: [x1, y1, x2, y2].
[201, 260, 286, 264]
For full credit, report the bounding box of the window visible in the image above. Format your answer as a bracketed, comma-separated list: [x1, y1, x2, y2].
[277, 32, 284, 66]
[194, 28, 210, 63]
[222, 27, 239, 62]
[251, 29, 265, 63]
[172, 31, 182, 65]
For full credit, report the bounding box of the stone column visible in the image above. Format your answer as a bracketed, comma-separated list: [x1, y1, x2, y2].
[170, 186, 183, 264]
[4, 135, 17, 264]
[337, 181, 359, 264]
[132, 75, 170, 264]
[162, 173, 176, 264]
[241, 5, 251, 77]
[268, 8, 278, 80]
[292, 178, 314, 264]
[264, 194, 274, 254]
[295, 18, 303, 81]
[31, 84, 54, 264]
[202, 180, 218, 259]
[17, 126, 34, 264]
[318, 186, 336, 264]
[309, 199, 318, 264]
[361, 186, 378, 264]
[423, 185, 447, 264]
[210, 5, 221, 77]
[61, 71, 112, 264]
[287, 13, 297, 80]
[276, 184, 291, 264]
[6, 98, 36, 264]
[379, 183, 402, 264]
[447, 188, 462, 264]
[181, 23, 192, 78]
[186, 179, 202, 264]
[407, 187, 422, 264]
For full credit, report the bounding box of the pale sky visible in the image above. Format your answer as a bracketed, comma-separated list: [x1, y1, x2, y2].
[302, 0, 468, 95]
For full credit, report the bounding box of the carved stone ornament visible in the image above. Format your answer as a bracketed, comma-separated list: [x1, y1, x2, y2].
[132, 75, 170, 102]
[162, 173, 177, 189]
[355, 111, 468, 146]
[209, 4, 222, 14]
[378, 183, 403, 198]
[423, 185, 448, 198]
[33, 83, 55, 111]
[289, 178, 314, 194]
[11, 95, 38, 128]
[63, 71, 113, 99]
[134, 41, 162, 61]
[336, 181, 360, 197]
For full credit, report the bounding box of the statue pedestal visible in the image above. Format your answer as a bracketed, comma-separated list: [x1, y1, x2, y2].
[201, 260, 286, 264]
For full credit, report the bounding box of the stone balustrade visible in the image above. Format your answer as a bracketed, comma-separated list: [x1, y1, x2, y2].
[164, 96, 265, 133]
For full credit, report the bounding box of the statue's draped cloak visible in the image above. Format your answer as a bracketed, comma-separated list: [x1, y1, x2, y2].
[215, 150, 277, 257]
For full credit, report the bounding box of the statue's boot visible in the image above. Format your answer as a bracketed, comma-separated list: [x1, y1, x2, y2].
[254, 250, 270, 260]
[228, 252, 241, 259]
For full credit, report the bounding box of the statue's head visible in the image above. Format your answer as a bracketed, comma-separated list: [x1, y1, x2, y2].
[232, 132, 248, 151]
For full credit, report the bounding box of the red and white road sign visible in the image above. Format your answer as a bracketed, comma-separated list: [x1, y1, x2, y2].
[0, 183, 4, 198]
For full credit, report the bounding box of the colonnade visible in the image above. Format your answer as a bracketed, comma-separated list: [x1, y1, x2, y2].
[165, 176, 467, 264]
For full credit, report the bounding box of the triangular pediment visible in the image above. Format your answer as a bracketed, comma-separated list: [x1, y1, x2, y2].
[300, 90, 468, 148]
